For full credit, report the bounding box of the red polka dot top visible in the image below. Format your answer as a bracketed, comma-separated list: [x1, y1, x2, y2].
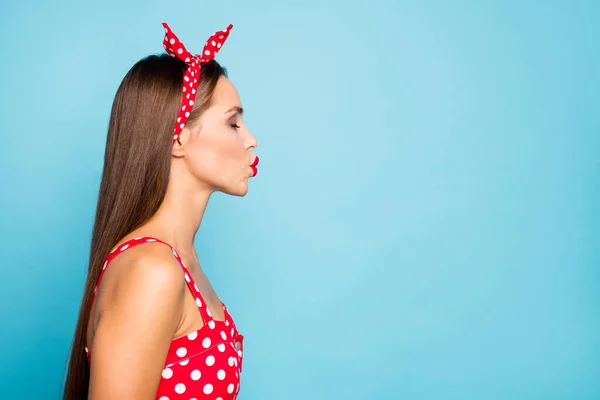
[85, 236, 244, 400]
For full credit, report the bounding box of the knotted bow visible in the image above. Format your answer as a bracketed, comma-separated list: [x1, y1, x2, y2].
[161, 22, 233, 145]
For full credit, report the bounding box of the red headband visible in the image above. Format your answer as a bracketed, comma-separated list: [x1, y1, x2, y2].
[161, 22, 233, 145]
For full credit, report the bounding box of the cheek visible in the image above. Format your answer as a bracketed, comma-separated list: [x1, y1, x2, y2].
[189, 134, 245, 179]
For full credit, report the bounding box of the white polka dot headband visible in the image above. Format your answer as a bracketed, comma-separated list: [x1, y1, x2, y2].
[161, 22, 233, 145]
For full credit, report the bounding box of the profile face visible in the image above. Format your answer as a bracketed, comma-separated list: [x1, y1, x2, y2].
[180, 76, 259, 196]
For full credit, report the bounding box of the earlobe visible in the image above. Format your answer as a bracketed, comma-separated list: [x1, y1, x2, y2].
[171, 144, 185, 158]
[171, 128, 189, 157]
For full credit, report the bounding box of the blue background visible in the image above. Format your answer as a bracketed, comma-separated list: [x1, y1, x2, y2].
[1, 0, 599, 399]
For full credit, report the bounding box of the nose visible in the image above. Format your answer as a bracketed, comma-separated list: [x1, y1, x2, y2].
[245, 129, 258, 150]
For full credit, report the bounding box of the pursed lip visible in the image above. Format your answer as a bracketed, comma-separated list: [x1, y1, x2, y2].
[250, 156, 259, 176]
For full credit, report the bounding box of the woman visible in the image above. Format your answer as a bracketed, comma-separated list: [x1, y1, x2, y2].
[63, 22, 258, 400]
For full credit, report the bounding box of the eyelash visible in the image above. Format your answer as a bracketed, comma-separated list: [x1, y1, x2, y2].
[230, 123, 241, 129]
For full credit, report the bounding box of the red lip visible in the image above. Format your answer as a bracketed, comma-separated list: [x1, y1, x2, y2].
[250, 156, 259, 177]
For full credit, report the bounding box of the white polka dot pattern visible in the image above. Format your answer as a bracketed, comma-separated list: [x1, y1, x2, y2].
[85, 236, 244, 400]
[161, 22, 233, 146]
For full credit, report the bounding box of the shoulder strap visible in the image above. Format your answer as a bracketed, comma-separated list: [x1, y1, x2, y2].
[90, 236, 213, 325]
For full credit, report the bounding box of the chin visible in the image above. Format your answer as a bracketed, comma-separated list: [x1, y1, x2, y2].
[221, 182, 249, 197]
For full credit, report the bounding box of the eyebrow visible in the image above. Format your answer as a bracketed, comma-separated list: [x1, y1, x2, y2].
[225, 106, 244, 116]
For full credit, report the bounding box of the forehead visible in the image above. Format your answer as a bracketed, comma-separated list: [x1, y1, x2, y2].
[210, 76, 241, 108]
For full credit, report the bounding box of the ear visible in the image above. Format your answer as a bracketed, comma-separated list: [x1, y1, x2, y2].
[171, 127, 191, 158]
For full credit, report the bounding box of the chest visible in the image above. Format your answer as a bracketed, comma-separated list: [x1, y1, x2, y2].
[182, 259, 226, 321]
[156, 311, 244, 399]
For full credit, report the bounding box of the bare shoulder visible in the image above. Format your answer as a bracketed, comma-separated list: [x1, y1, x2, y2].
[91, 241, 187, 339]
[107, 243, 185, 291]
[88, 242, 187, 398]
[99, 241, 186, 304]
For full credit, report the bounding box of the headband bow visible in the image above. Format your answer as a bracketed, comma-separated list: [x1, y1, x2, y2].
[161, 22, 233, 145]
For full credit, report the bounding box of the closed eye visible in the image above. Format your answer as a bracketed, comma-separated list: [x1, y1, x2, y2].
[230, 123, 241, 129]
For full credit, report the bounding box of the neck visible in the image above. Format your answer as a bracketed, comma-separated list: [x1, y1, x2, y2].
[143, 171, 213, 258]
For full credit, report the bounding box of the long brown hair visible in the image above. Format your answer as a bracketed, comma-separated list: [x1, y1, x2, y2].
[62, 54, 226, 400]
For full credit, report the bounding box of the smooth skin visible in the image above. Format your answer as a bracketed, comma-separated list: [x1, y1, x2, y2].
[87, 76, 258, 399]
